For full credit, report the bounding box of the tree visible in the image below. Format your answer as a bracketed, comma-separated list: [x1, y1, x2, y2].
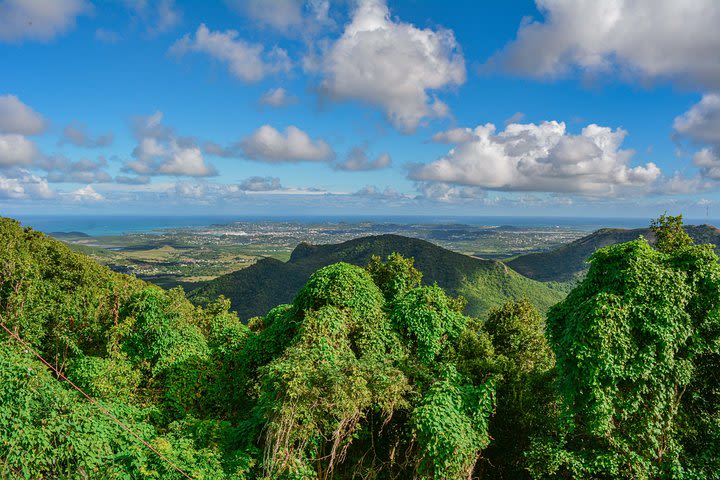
[528, 236, 720, 479]
[366, 252, 422, 301]
[481, 299, 555, 479]
[650, 212, 693, 253]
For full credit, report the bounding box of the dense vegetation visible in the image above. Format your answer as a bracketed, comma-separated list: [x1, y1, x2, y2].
[507, 223, 720, 282]
[1, 214, 719, 479]
[189, 234, 566, 320]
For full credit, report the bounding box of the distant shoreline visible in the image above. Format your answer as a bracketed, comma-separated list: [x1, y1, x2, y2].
[10, 214, 720, 238]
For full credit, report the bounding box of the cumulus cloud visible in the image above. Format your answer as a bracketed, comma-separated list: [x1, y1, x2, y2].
[170, 23, 291, 82]
[238, 176, 282, 191]
[489, 0, 720, 89]
[692, 148, 720, 180]
[335, 146, 391, 171]
[239, 125, 334, 163]
[674, 94, 720, 182]
[314, 0, 465, 132]
[0, 0, 91, 42]
[0, 170, 54, 199]
[410, 121, 661, 196]
[39, 155, 112, 183]
[430, 127, 476, 144]
[124, 111, 217, 177]
[259, 87, 297, 107]
[60, 123, 114, 148]
[0, 95, 46, 135]
[0, 134, 38, 167]
[68, 185, 104, 203]
[674, 94, 720, 144]
[155, 145, 215, 176]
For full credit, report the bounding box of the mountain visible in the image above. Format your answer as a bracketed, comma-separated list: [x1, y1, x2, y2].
[188, 234, 566, 320]
[506, 224, 720, 282]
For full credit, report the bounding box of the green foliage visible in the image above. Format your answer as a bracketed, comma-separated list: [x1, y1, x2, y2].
[651, 212, 694, 253]
[190, 233, 566, 321]
[0, 217, 503, 480]
[481, 299, 555, 479]
[367, 252, 422, 301]
[6, 213, 720, 479]
[529, 237, 720, 479]
[413, 365, 494, 479]
[391, 285, 467, 364]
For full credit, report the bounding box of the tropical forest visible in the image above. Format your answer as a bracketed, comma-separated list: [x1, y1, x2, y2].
[1, 214, 719, 479]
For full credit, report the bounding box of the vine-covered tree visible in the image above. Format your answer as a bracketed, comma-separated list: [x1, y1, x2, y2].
[481, 299, 555, 479]
[528, 216, 720, 479]
[0, 220, 500, 479]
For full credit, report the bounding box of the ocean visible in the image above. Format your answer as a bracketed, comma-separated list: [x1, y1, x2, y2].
[11, 214, 720, 237]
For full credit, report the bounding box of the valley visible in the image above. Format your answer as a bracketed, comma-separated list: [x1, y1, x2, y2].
[50, 219, 588, 290]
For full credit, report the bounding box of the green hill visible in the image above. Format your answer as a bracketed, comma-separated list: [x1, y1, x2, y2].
[189, 234, 566, 320]
[506, 224, 720, 282]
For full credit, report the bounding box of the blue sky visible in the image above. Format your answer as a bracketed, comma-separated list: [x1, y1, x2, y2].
[1, 0, 719, 217]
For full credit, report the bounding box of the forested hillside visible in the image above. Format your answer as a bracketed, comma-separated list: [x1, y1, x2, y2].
[507, 224, 720, 282]
[189, 234, 566, 321]
[1, 215, 719, 479]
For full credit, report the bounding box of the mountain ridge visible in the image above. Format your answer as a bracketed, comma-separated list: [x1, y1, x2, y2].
[506, 224, 720, 282]
[188, 233, 566, 320]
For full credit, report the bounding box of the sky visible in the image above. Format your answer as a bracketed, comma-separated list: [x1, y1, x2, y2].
[1, 0, 720, 218]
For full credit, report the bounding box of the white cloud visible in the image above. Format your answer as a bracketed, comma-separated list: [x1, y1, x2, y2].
[174, 181, 207, 199]
[415, 182, 486, 203]
[410, 121, 661, 195]
[0, 0, 91, 42]
[673, 94, 720, 182]
[314, 0, 465, 132]
[692, 148, 720, 180]
[125, 111, 217, 177]
[259, 87, 297, 107]
[430, 127, 476, 144]
[335, 146, 391, 171]
[238, 176, 282, 191]
[0, 134, 38, 167]
[115, 175, 151, 185]
[124, 0, 181, 35]
[354, 184, 405, 199]
[240, 125, 334, 162]
[170, 23, 291, 82]
[61, 123, 113, 148]
[173, 181, 251, 202]
[231, 0, 302, 30]
[674, 94, 720, 144]
[227, 0, 333, 35]
[0, 95, 46, 135]
[651, 172, 713, 195]
[156, 144, 216, 176]
[490, 0, 720, 89]
[68, 185, 104, 203]
[0, 171, 54, 199]
[39, 154, 112, 183]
